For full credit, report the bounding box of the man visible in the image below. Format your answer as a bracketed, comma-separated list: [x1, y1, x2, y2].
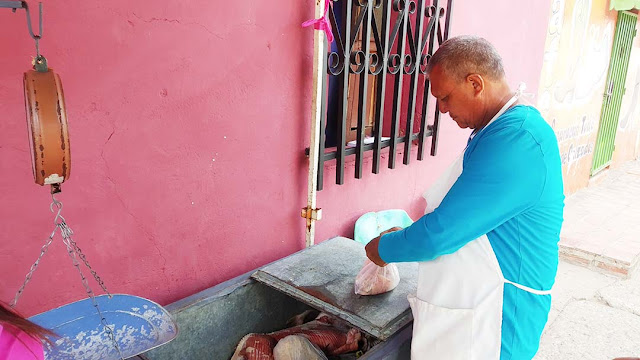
[365, 36, 564, 360]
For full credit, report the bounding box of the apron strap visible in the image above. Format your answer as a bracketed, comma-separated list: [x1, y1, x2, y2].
[503, 279, 552, 295]
[483, 83, 553, 297]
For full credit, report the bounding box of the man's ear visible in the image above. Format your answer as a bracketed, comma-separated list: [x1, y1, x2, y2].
[467, 74, 484, 96]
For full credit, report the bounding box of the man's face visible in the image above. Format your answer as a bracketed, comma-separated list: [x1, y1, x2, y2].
[429, 64, 481, 129]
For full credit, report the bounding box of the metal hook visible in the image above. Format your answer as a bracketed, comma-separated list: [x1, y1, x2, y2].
[22, 2, 43, 43]
[22, 1, 45, 65]
[0, 1, 46, 67]
[50, 194, 62, 210]
[50, 193, 65, 225]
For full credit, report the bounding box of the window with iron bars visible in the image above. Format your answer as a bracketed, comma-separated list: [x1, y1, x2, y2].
[307, 0, 454, 190]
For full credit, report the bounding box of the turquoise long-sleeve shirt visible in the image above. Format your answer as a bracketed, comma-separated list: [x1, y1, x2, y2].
[378, 105, 564, 360]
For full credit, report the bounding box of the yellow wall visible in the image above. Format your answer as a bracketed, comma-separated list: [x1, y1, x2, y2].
[537, 0, 640, 194]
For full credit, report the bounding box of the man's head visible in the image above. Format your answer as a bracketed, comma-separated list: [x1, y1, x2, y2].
[426, 35, 508, 129]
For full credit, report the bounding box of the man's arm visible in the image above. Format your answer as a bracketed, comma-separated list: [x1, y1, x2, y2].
[375, 127, 547, 263]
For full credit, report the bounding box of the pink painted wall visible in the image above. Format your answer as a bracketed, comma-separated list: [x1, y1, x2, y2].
[0, 0, 551, 315]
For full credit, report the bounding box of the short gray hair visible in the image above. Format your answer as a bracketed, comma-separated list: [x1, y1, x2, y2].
[426, 35, 505, 81]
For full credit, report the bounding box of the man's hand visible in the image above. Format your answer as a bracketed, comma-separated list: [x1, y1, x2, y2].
[380, 226, 403, 236]
[365, 227, 402, 267]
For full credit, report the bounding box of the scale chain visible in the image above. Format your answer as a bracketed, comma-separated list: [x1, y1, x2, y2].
[10, 226, 58, 308]
[11, 196, 124, 360]
[60, 225, 124, 360]
[58, 221, 111, 297]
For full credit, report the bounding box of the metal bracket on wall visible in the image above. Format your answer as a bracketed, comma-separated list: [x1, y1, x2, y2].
[1, 1, 44, 60]
[0, 1, 24, 10]
[301, 207, 323, 230]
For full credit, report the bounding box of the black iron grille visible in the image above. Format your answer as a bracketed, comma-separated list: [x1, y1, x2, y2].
[308, 0, 454, 190]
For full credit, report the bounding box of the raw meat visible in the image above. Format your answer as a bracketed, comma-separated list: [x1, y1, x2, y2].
[230, 313, 362, 360]
[230, 334, 277, 360]
[285, 309, 320, 327]
[270, 313, 361, 356]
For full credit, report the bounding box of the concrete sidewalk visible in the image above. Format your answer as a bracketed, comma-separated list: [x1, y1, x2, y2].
[535, 260, 640, 359]
[559, 159, 640, 277]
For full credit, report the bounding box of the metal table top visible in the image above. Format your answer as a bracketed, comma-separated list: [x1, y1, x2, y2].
[252, 236, 418, 340]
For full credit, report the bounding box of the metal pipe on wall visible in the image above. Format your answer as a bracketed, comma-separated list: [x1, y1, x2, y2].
[302, 0, 327, 247]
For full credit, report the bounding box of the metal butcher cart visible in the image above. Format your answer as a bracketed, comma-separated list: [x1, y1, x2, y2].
[144, 236, 418, 359]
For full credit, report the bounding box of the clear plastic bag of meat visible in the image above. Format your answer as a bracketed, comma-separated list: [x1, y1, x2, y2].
[273, 335, 328, 360]
[354, 259, 400, 295]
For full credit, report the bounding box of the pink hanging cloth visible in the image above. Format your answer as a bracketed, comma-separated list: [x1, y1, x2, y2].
[301, 0, 334, 43]
[0, 324, 45, 360]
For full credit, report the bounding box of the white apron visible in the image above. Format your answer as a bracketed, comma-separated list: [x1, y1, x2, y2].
[408, 88, 552, 360]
